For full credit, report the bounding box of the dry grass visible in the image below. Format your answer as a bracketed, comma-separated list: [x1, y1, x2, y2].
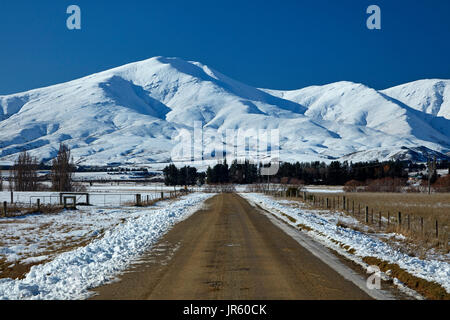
[275, 191, 449, 257]
[339, 192, 450, 225]
[0, 237, 94, 280]
[2, 203, 63, 218]
[297, 223, 313, 232]
[309, 192, 449, 248]
[280, 212, 297, 224]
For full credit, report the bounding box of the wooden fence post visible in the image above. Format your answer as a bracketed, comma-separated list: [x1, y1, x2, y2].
[379, 212, 382, 228]
[435, 220, 439, 238]
[365, 207, 369, 223]
[407, 215, 410, 231]
[37, 199, 40, 211]
[387, 212, 390, 227]
[420, 217, 424, 234]
[398, 212, 402, 227]
[326, 198, 329, 209]
[10, 190, 13, 204]
[352, 200, 355, 215]
[136, 194, 141, 206]
[343, 196, 346, 210]
[2, 201, 6, 217]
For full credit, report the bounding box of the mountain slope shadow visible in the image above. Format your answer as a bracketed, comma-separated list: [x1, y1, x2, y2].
[99, 76, 171, 120]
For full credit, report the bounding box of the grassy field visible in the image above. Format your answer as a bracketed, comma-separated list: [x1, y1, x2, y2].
[299, 191, 450, 254]
[329, 192, 449, 225]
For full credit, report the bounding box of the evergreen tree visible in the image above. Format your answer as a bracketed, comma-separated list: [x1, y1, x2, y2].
[163, 164, 179, 186]
[198, 172, 206, 185]
[206, 166, 214, 184]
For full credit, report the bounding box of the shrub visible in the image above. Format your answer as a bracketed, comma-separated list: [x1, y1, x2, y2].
[365, 177, 407, 193]
[343, 180, 365, 192]
[433, 175, 450, 193]
[286, 187, 299, 197]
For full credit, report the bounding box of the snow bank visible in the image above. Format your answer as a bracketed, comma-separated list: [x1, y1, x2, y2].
[241, 193, 450, 293]
[0, 205, 149, 264]
[0, 193, 214, 300]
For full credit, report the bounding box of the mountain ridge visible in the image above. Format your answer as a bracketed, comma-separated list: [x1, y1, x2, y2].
[0, 56, 449, 167]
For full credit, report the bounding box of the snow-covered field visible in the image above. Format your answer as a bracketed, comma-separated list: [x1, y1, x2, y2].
[0, 192, 214, 300]
[241, 193, 450, 295]
[0, 190, 176, 207]
[0, 205, 161, 266]
[302, 186, 344, 194]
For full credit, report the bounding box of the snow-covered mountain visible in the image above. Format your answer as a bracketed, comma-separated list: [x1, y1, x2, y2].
[0, 56, 449, 167]
[381, 79, 450, 119]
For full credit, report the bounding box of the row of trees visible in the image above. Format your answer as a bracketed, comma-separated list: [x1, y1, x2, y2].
[163, 164, 205, 187]
[274, 160, 408, 185]
[163, 159, 444, 187]
[163, 160, 260, 186]
[8, 144, 75, 192]
[206, 160, 259, 185]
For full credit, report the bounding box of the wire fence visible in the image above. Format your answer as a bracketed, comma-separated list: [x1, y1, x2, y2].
[264, 189, 449, 247]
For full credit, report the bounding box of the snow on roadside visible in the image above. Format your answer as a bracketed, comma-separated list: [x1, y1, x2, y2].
[0, 193, 214, 300]
[241, 193, 450, 294]
[0, 206, 146, 264]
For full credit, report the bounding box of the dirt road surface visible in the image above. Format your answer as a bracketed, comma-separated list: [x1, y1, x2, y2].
[91, 193, 372, 300]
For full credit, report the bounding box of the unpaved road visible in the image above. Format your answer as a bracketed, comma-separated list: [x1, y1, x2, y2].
[91, 193, 372, 300]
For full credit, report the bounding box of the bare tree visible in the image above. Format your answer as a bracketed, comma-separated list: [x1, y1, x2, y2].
[427, 156, 437, 195]
[51, 144, 75, 192]
[11, 151, 39, 191]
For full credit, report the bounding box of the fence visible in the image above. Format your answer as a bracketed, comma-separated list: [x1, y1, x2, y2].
[263, 189, 448, 243]
[1, 189, 191, 217]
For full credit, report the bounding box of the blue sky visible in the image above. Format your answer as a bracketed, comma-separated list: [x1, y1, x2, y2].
[0, 0, 449, 94]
